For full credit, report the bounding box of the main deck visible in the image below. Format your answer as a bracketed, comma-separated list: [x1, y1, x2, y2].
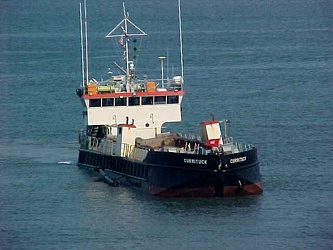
[79, 131, 254, 160]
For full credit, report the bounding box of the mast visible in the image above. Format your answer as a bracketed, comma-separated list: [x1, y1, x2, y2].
[178, 0, 184, 83]
[79, 0, 89, 88]
[84, 0, 89, 85]
[79, 3, 85, 88]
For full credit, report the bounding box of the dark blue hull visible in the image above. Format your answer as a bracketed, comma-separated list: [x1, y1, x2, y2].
[77, 148, 262, 197]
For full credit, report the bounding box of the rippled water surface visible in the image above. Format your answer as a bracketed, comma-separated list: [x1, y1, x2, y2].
[1, 0, 332, 249]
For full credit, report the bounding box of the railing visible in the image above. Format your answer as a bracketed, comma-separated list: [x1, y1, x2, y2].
[78, 130, 255, 158]
[82, 135, 149, 160]
[222, 137, 233, 145]
[99, 140, 115, 155]
[84, 76, 183, 95]
[234, 142, 254, 152]
[176, 133, 201, 141]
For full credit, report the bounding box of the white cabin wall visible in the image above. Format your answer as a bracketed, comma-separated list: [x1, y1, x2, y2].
[115, 125, 136, 156]
[87, 104, 181, 129]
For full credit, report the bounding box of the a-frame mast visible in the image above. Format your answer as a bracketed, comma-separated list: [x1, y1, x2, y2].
[105, 2, 147, 82]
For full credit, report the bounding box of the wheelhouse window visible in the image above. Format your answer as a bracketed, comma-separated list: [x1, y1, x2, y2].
[142, 96, 153, 105]
[115, 97, 127, 106]
[102, 98, 114, 107]
[129, 97, 140, 106]
[89, 98, 101, 107]
[154, 96, 166, 104]
[167, 95, 179, 104]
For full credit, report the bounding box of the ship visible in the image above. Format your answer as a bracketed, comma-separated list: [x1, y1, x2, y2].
[76, 1, 263, 197]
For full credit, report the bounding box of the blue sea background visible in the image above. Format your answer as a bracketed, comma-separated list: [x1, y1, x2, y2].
[1, 0, 332, 249]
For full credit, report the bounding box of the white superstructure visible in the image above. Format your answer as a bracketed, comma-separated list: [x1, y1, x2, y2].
[77, 2, 184, 139]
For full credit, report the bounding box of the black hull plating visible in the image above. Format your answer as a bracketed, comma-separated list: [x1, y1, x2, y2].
[77, 148, 262, 197]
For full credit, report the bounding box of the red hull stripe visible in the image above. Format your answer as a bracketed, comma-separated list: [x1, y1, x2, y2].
[223, 182, 263, 197]
[148, 186, 216, 197]
[148, 182, 263, 197]
[82, 90, 184, 99]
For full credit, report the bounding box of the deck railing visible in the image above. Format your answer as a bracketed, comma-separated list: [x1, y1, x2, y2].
[84, 76, 183, 95]
[78, 129, 254, 158]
